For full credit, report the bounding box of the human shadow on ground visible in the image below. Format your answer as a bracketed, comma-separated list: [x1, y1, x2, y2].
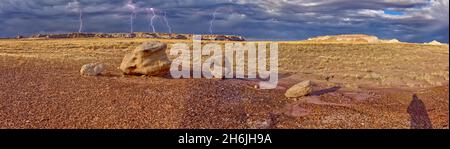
[407, 94, 433, 129]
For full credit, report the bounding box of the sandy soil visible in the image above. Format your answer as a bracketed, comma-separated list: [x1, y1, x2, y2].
[0, 38, 448, 129]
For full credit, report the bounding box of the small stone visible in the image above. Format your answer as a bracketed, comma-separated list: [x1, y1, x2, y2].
[242, 98, 250, 102]
[80, 63, 106, 76]
[247, 118, 272, 129]
[285, 80, 313, 98]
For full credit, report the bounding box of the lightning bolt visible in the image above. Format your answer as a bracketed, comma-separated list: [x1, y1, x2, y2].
[147, 8, 172, 34]
[67, 0, 83, 33]
[209, 9, 219, 34]
[150, 8, 156, 33]
[163, 11, 172, 34]
[209, 7, 234, 34]
[126, 0, 137, 33]
[130, 13, 135, 33]
[78, 5, 83, 33]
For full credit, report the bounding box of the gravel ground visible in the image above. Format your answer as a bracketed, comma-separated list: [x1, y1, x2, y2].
[0, 56, 448, 129]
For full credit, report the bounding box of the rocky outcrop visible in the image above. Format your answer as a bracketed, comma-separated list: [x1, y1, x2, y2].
[285, 80, 313, 98]
[30, 34, 47, 38]
[306, 34, 408, 44]
[119, 41, 171, 76]
[202, 34, 245, 41]
[27, 32, 245, 41]
[307, 34, 380, 43]
[173, 34, 188, 40]
[383, 39, 400, 43]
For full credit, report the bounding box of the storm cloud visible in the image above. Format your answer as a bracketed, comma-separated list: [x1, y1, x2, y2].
[0, 0, 448, 43]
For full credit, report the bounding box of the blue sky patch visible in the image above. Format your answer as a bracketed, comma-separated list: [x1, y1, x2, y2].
[0, 0, 447, 43]
[383, 10, 405, 16]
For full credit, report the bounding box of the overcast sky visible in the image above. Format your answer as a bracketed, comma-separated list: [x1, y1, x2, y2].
[0, 0, 448, 42]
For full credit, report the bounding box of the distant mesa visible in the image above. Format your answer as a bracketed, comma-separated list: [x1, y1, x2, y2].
[384, 39, 400, 43]
[425, 40, 445, 46]
[24, 32, 246, 41]
[307, 34, 402, 43]
[307, 34, 379, 42]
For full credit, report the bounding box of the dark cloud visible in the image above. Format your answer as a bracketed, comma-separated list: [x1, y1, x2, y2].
[0, 0, 448, 43]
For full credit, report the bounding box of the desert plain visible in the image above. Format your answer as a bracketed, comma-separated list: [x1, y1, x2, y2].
[0, 36, 448, 129]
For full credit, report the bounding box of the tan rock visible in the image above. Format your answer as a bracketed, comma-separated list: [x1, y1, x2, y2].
[80, 63, 106, 76]
[285, 80, 313, 98]
[119, 41, 171, 76]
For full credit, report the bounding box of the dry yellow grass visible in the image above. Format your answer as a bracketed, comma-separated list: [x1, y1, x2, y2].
[1, 38, 448, 90]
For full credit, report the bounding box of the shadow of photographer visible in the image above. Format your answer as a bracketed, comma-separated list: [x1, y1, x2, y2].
[407, 94, 433, 129]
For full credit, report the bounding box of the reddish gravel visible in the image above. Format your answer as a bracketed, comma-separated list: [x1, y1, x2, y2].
[0, 56, 448, 129]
